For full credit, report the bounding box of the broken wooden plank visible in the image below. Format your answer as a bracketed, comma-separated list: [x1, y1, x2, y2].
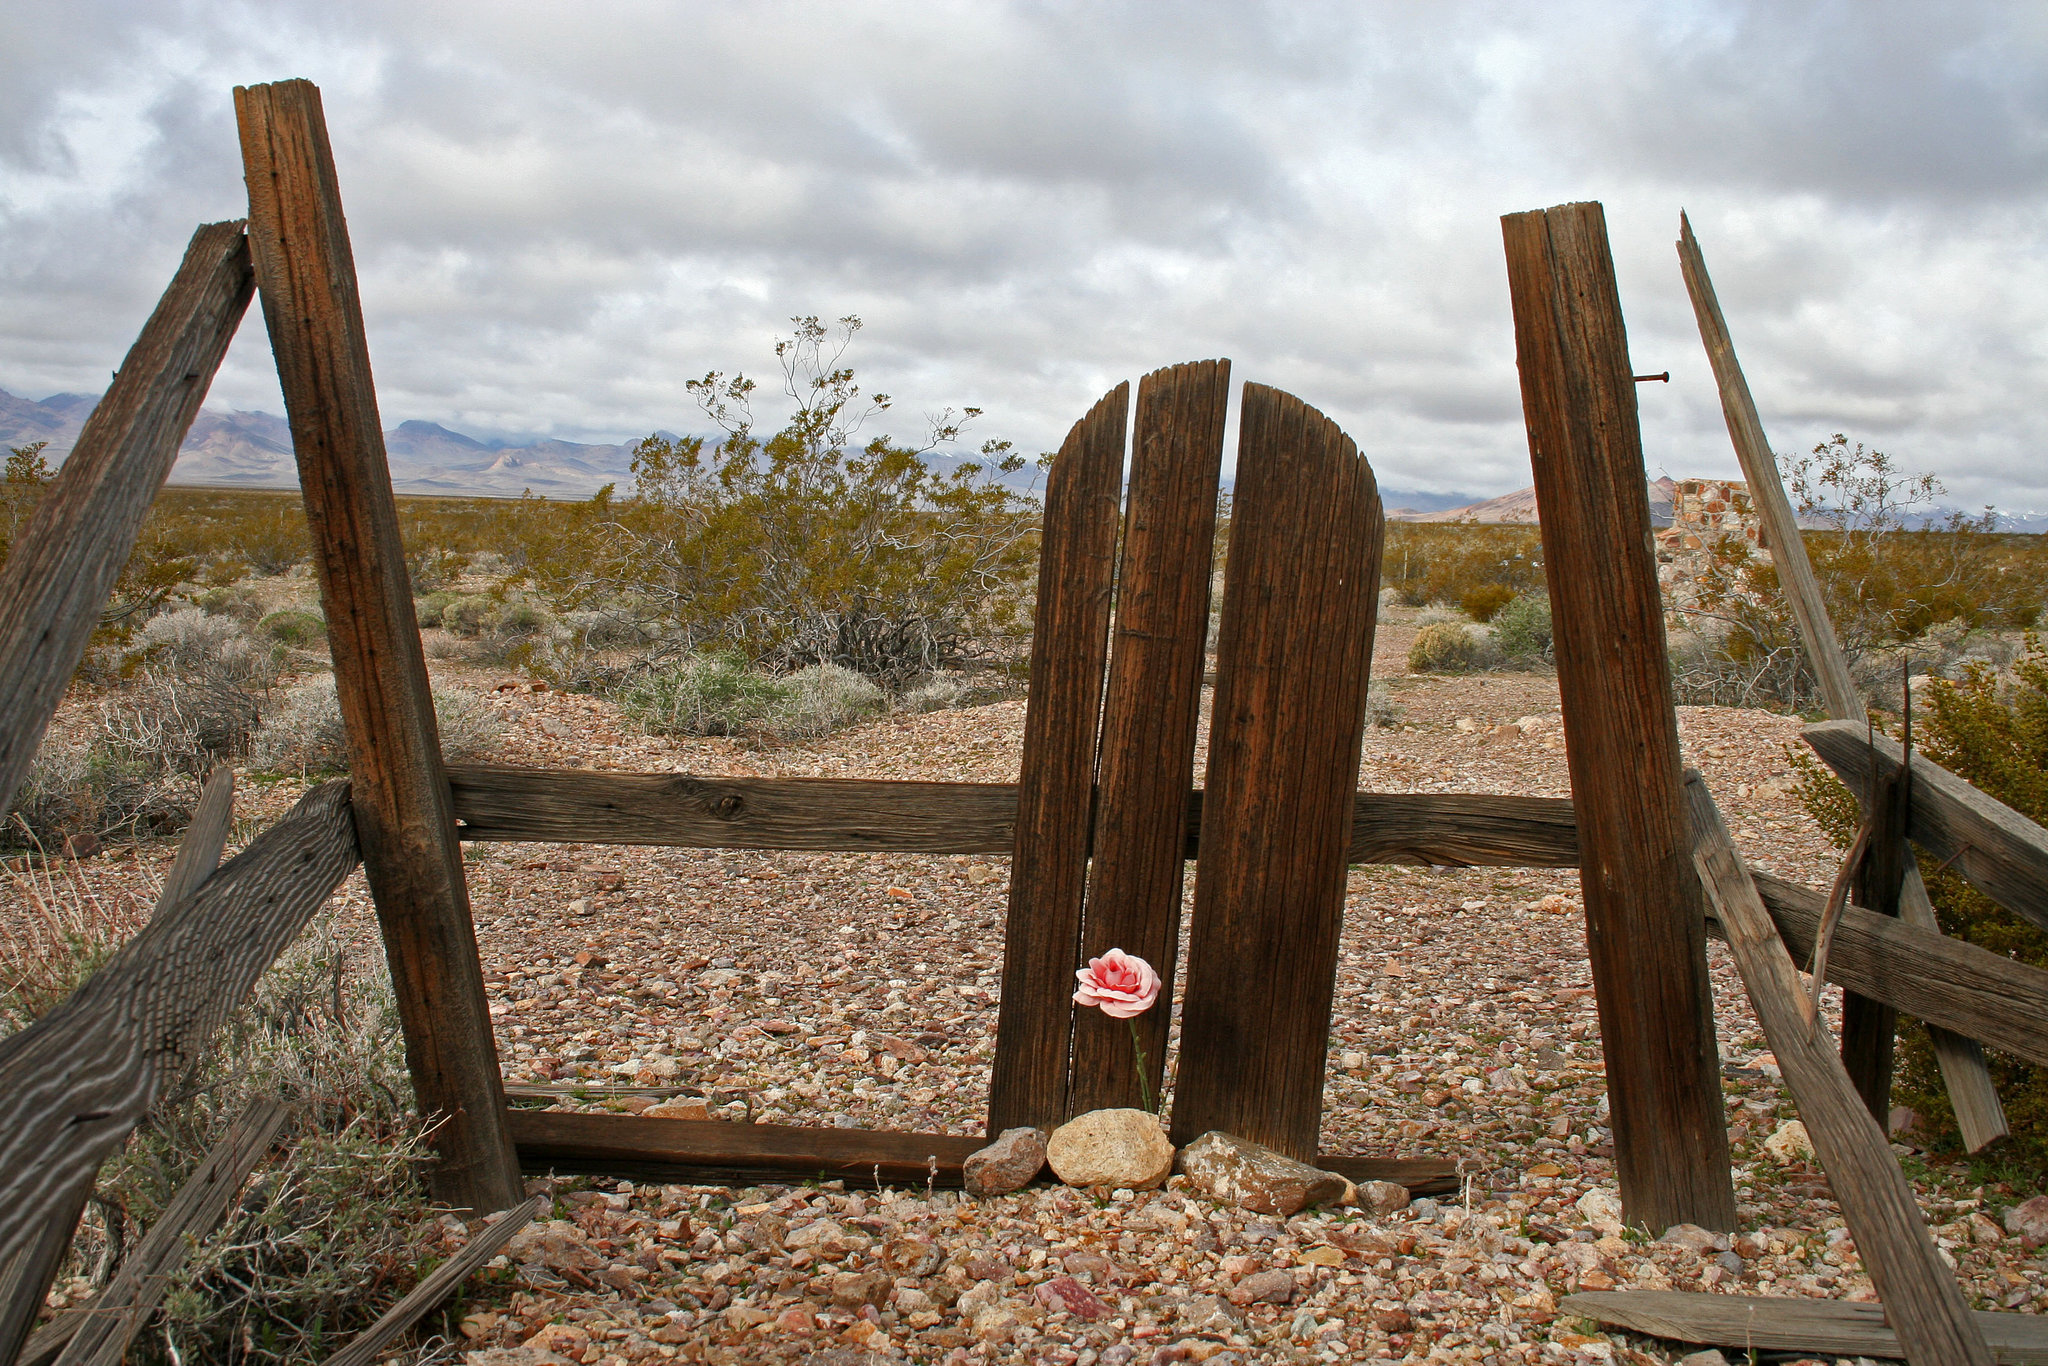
[0, 781, 357, 1276]
[1684, 771, 1991, 1365]
[1564, 1289, 2048, 1364]
[319, 1194, 544, 1366]
[0, 221, 252, 821]
[448, 766, 1581, 868]
[1806, 719, 2048, 936]
[51, 1101, 290, 1366]
[988, 380, 1125, 1136]
[0, 1180, 91, 1366]
[1503, 199, 1735, 1234]
[1676, 213, 1862, 720]
[1900, 862, 2010, 1150]
[237, 76, 520, 1211]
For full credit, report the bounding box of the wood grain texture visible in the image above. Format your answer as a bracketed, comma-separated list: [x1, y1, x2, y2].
[1502, 201, 1736, 1233]
[1806, 720, 2048, 936]
[0, 221, 251, 821]
[1676, 213, 1862, 720]
[0, 782, 356, 1281]
[320, 1195, 544, 1366]
[1564, 1290, 2048, 1363]
[1900, 862, 2010, 1149]
[1685, 773, 1992, 1366]
[1069, 361, 1229, 1117]
[0, 1180, 90, 1366]
[52, 1102, 289, 1366]
[449, 764, 1581, 867]
[988, 383, 1127, 1135]
[506, 1110, 1455, 1195]
[1842, 756, 1909, 1123]
[1171, 384, 1382, 1160]
[237, 78, 520, 1210]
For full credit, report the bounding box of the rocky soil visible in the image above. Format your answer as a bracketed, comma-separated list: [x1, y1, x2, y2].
[23, 605, 2048, 1364]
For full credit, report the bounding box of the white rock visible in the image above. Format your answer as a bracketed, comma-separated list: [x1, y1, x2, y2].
[1762, 1120, 1815, 1164]
[1576, 1187, 1624, 1228]
[1046, 1108, 1175, 1189]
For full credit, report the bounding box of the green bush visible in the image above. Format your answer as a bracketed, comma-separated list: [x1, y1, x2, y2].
[413, 590, 459, 629]
[1407, 621, 1484, 674]
[617, 653, 884, 741]
[249, 679, 498, 773]
[1491, 592, 1553, 664]
[1794, 636, 2048, 1177]
[1460, 583, 1516, 623]
[1383, 522, 1544, 609]
[258, 609, 326, 648]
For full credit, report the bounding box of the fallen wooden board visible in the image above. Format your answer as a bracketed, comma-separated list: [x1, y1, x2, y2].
[505, 1111, 1456, 1196]
[319, 1194, 544, 1366]
[1563, 1290, 2048, 1363]
[1685, 772, 1991, 1364]
[448, 764, 1580, 867]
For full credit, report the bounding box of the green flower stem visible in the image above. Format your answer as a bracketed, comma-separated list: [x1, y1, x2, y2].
[1127, 1017, 1156, 1114]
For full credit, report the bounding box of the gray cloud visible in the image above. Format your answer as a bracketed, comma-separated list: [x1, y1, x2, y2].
[3, 0, 2047, 512]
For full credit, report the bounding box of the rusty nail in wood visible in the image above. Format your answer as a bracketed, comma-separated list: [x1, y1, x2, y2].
[1632, 371, 1670, 383]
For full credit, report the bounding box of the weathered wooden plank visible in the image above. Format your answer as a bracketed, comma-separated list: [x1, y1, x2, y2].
[988, 382, 1127, 1135]
[237, 78, 521, 1210]
[1676, 214, 1862, 720]
[1684, 773, 1991, 1365]
[319, 1194, 544, 1366]
[0, 221, 252, 821]
[1069, 360, 1229, 1117]
[447, 765, 1581, 866]
[1901, 862, 2010, 1149]
[0, 1180, 89, 1366]
[0, 781, 357, 1282]
[1502, 200, 1736, 1233]
[1564, 1290, 2048, 1364]
[1736, 871, 2048, 1071]
[1172, 384, 1382, 1160]
[506, 1110, 1455, 1195]
[53, 1101, 289, 1366]
[1806, 719, 2048, 936]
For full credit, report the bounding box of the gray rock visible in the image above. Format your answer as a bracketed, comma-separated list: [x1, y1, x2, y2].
[963, 1125, 1048, 1197]
[1177, 1131, 1349, 1216]
[1352, 1179, 1411, 1216]
[1676, 1351, 1731, 1366]
[2007, 1194, 2048, 1242]
[1658, 1222, 1731, 1254]
[1047, 1108, 1175, 1189]
[1176, 1292, 1243, 1334]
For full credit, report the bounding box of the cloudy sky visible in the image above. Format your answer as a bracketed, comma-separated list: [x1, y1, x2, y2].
[3, 1, 2046, 509]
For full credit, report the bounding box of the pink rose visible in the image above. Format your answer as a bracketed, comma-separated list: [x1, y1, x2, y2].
[1073, 948, 1160, 1019]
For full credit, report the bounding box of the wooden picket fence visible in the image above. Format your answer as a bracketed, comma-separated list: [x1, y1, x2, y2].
[5, 81, 2048, 1366]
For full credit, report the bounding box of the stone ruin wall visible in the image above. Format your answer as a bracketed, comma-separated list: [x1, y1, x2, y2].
[1656, 478, 1769, 625]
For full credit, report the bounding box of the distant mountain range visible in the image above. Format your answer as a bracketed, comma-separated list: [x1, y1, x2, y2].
[2, 387, 643, 499]
[1391, 478, 1679, 526]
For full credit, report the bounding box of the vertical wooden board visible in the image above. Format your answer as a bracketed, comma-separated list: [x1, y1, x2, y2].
[987, 383, 1127, 1135]
[1502, 202, 1737, 1232]
[235, 79, 521, 1210]
[1170, 385, 1382, 1160]
[1067, 360, 1230, 1117]
[1844, 762, 1909, 1122]
[0, 221, 251, 821]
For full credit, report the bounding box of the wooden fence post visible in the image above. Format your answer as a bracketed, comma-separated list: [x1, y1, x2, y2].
[235, 78, 523, 1209]
[1501, 201, 1737, 1232]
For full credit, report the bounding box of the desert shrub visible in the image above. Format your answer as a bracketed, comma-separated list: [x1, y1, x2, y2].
[249, 679, 498, 773]
[1794, 637, 2048, 1177]
[1491, 592, 1553, 664]
[413, 590, 458, 629]
[132, 608, 274, 687]
[439, 595, 495, 638]
[521, 317, 1039, 687]
[1407, 621, 1486, 674]
[1365, 680, 1402, 729]
[900, 672, 973, 713]
[1382, 522, 1544, 610]
[618, 653, 883, 741]
[1460, 583, 1516, 623]
[193, 584, 265, 624]
[258, 609, 326, 648]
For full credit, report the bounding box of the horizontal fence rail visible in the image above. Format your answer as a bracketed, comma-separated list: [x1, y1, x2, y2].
[445, 766, 1581, 868]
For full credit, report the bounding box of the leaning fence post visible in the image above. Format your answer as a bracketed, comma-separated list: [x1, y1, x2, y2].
[235, 78, 523, 1210]
[1501, 200, 1738, 1232]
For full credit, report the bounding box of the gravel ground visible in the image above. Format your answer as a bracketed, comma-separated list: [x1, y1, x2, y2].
[18, 605, 2048, 1364]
